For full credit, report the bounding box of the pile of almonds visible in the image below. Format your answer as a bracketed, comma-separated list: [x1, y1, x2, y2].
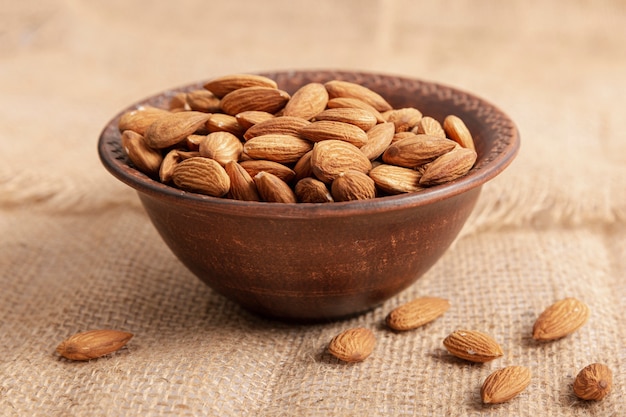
[327, 296, 613, 405]
[118, 74, 478, 203]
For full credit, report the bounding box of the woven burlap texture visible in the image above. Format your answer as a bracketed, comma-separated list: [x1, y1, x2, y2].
[1, 1, 625, 416]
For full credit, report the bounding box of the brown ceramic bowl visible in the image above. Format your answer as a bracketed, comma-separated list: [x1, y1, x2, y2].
[98, 70, 519, 322]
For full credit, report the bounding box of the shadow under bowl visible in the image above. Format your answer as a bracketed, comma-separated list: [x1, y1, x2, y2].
[98, 70, 520, 322]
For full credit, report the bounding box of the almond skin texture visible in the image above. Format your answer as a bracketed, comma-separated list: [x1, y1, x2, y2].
[415, 116, 446, 138]
[206, 113, 245, 137]
[243, 134, 313, 164]
[118, 106, 170, 135]
[419, 147, 478, 186]
[310, 140, 372, 183]
[481, 366, 532, 404]
[383, 107, 423, 132]
[382, 134, 458, 168]
[295, 177, 334, 203]
[360, 122, 395, 161]
[282, 82, 329, 120]
[532, 297, 590, 341]
[368, 164, 423, 194]
[328, 327, 376, 363]
[239, 159, 296, 183]
[235, 110, 275, 130]
[443, 330, 503, 363]
[299, 120, 369, 148]
[385, 296, 450, 331]
[331, 170, 377, 202]
[220, 86, 290, 116]
[314, 107, 378, 131]
[326, 97, 385, 123]
[171, 157, 231, 197]
[56, 329, 133, 361]
[324, 80, 392, 112]
[199, 131, 243, 166]
[254, 171, 297, 203]
[243, 116, 311, 141]
[224, 161, 261, 201]
[573, 363, 613, 400]
[443, 114, 475, 151]
[186, 89, 221, 113]
[203, 74, 278, 98]
[144, 111, 211, 149]
[121, 130, 163, 176]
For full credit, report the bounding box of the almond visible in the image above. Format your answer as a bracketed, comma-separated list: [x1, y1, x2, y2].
[199, 131, 243, 166]
[383, 107, 423, 132]
[382, 134, 458, 168]
[56, 329, 133, 361]
[282, 82, 329, 120]
[118, 106, 170, 135]
[243, 134, 313, 164]
[235, 110, 275, 130]
[443, 115, 475, 151]
[224, 161, 261, 201]
[481, 366, 532, 404]
[443, 330, 503, 363]
[324, 80, 392, 112]
[326, 97, 385, 123]
[385, 296, 450, 331]
[171, 157, 230, 197]
[314, 108, 378, 131]
[390, 131, 417, 145]
[331, 170, 376, 202]
[293, 150, 314, 181]
[239, 159, 296, 183]
[121, 130, 163, 176]
[573, 363, 613, 400]
[243, 116, 311, 141]
[299, 120, 369, 147]
[186, 89, 221, 113]
[144, 111, 211, 149]
[169, 93, 189, 111]
[220, 86, 290, 116]
[294, 177, 334, 203]
[203, 74, 278, 98]
[206, 113, 245, 137]
[414, 116, 446, 138]
[254, 171, 297, 203]
[532, 297, 590, 341]
[310, 140, 372, 183]
[328, 327, 376, 363]
[368, 164, 423, 194]
[360, 122, 395, 160]
[419, 147, 477, 186]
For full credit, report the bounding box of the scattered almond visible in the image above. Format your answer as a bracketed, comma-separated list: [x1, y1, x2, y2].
[532, 297, 590, 341]
[328, 327, 376, 363]
[481, 366, 532, 404]
[385, 296, 450, 331]
[443, 330, 503, 363]
[56, 329, 133, 361]
[573, 363, 612, 400]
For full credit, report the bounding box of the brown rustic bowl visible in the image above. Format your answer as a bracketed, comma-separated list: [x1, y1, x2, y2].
[98, 70, 519, 322]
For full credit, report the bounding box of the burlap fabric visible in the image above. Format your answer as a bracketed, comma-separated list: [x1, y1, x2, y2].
[1, 1, 624, 416]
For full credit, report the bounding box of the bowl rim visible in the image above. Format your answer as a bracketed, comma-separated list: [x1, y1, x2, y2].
[98, 69, 520, 219]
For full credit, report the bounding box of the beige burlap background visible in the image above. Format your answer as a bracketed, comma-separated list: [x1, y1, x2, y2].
[1, 1, 625, 416]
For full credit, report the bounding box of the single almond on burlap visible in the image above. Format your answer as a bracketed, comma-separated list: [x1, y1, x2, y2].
[314, 108, 378, 131]
[144, 111, 211, 149]
[443, 115, 475, 151]
[368, 164, 423, 194]
[206, 113, 245, 137]
[121, 130, 163, 176]
[282, 82, 329, 120]
[532, 297, 590, 341]
[243, 134, 313, 164]
[481, 366, 532, 404]
[414, 116, 446, 138]
[186, 89, 221, 113]
[199, 131, 243, 166]
[385, 296, 450, 331]
[328, 327, 376, 363]
[324, 80, 392, 112]
[573, 363, 612, 400]
[171, 157, 230, 197]
[419, 147, 477, 186]
[310, 140, 372, 183]
[56, 329, 133, 361]
[203, 73, 278, 98]
[360, 122, 395, 160]
[240, 159, 296, 183]
[235, 110, 275, 130]
[299, 120, 369, 148]
[294, 177, 334, 203]
[331, 171, 376, 202]
[383, 107, 423, 132]
[443, 330, 503, 363]
[224, 161, 261, 201]
[118, 106, 170, 135]
[326, 97, 385, 123]
[293, 150, 314, 181]
[254, 171, 297, 203]
[382, 134, 458, 168]
[243, 116, 311, 141]
[220, 86, 290, 116]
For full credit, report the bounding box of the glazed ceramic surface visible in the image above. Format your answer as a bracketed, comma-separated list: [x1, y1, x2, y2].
[99, 70, 520, 321]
